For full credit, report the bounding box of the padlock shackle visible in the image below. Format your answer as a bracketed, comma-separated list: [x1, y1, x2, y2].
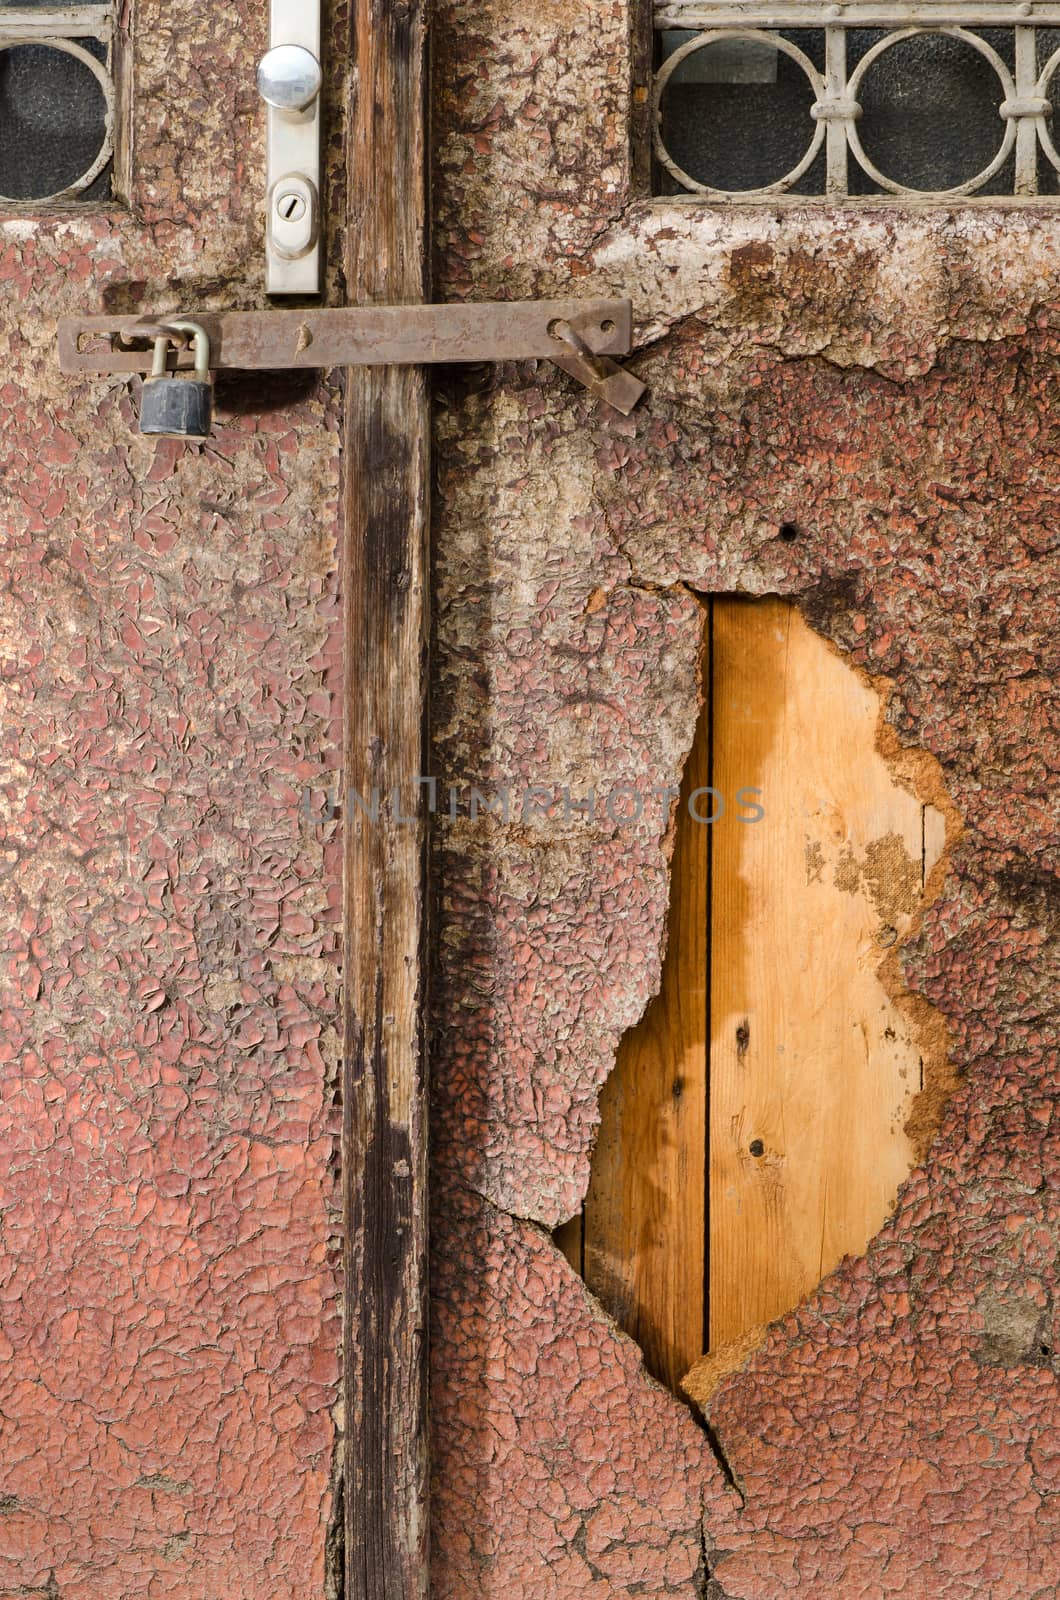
[150, 336, 170, 379]
[140, 319, 214, 440]
[157, 319, 211, 382]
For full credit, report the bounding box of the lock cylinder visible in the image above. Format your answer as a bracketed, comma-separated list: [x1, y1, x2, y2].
[139, 320, 213, 440]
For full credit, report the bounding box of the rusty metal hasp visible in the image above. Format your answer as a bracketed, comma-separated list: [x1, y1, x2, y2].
[57, 300, 646, 414]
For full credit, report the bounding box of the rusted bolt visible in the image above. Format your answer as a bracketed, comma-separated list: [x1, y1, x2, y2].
[118, 321, 191, 349]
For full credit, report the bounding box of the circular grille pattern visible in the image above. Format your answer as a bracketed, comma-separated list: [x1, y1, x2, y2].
[655, 30, 826, 196]
[0, 37, 113, 205]
[654, 20, 1060, 199]
[846, 28, 1015, 196]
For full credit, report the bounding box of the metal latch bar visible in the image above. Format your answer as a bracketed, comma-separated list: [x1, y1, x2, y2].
[549, 319, 648, 415]
[59, 300, 635, 374]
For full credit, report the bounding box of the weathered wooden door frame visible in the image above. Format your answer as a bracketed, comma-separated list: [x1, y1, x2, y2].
[342, 0, 431, 1594]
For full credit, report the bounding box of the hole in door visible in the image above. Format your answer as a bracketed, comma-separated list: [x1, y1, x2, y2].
[555, 595, 957, 1402]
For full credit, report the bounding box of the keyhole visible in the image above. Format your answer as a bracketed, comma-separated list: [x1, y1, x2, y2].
[276, 191, 307, 222]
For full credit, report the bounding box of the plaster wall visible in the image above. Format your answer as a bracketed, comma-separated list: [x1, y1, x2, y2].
[429, 3, 1060, 1595]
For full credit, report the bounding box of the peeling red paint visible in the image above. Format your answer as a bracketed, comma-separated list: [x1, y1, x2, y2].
[0, 0, 347, 1591]
[0, 375, 344, 1595]
[430, 1176, 736, 1599]
[429, 3, 1060, 1595]
[3, 0, 1059, 1591]
[430, 345, 1060, 1598]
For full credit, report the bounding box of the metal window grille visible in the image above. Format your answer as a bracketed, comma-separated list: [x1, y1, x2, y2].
[653, 2, 1060, 198]
[0, 4, 115, 205]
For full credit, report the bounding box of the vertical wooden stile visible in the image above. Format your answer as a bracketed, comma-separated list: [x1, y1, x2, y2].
[342, 0, 430, 1593]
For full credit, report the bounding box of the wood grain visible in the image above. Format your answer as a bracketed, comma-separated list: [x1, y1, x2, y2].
[574, 617, 710, 1393]
[342, 0, 430, 1594]
[566, 599, 947, 1396]
[709, 598, 925, 1349]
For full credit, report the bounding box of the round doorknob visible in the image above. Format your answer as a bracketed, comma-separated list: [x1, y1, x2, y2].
[257, 44, 323, 112]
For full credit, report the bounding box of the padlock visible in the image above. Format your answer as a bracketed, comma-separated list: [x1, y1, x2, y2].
[139, 320, 213, 440]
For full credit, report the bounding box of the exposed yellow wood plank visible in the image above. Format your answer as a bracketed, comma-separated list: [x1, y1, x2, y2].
[579, 620, 711, 1392]
[708, 598, 927, 1350]
[924, 803, 948, 883]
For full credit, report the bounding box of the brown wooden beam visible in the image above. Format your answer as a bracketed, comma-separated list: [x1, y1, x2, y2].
[342, 0, 430, 1593]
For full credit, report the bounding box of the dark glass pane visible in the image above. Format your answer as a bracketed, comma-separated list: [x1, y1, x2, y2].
[0, 39, 111, 201]
[657, 31, 821, 194]
[849, 29, 1009, 194]
[1034, 27, 1060, 195]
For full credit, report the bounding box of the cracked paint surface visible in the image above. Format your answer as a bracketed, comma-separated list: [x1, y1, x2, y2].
[0, 0, 347, 1594]
[429, 1, 1060, 1595]
[2, 0, 1057, 1591]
